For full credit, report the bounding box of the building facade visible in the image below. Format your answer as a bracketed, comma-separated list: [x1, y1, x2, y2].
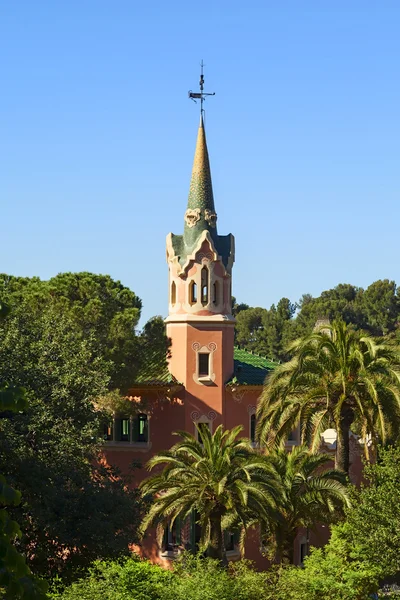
[102, 113, 361, 567]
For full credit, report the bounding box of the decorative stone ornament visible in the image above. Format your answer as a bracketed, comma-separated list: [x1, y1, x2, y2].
[185, 208, 201, 228]
[204, 209, 217, 228]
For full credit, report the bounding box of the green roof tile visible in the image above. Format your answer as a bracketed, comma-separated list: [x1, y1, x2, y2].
[131, 347, 276, 388]
[132, 350, 181, 387]
[228, 347, 277, 386]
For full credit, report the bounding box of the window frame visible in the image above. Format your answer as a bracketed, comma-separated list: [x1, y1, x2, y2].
[198, 352, 210, 378]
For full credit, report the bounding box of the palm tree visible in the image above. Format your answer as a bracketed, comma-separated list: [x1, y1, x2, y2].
[261, 445, 350, 564]
[140, 425, 280, 565]
[257, 320, 400, 474]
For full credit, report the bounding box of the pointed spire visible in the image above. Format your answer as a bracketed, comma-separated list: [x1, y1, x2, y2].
[183, 114, 218, 246]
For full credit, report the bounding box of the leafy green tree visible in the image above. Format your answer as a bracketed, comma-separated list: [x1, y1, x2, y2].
[235, 307, 269, 353]
[268, 298, 297, 361]
[0, 304, 48, 599]
[342, 444, 400, 581]
[0, 277, 157, 581]
[0, 272, 168, 391]
[262, 446, 350, 563]
[0, 470, 48, 600]
[231, 297, 250, 317]
[140, 425, 280, 565]
[234, 279, 400, 358]
[360, 279, 399, 336]
[257, 320, 400, 474]
[234, 299, 295, 361]
[291, 284, 364, 339]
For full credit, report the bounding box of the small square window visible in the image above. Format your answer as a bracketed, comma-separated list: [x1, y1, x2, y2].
[198, 353, 210, 377]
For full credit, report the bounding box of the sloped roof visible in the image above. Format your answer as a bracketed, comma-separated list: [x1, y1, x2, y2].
[131, 347, 276, 388]
[132, 350, 181, 387]
[229, 347, 277, 386]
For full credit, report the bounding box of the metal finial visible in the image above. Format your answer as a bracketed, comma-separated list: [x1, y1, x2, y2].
[188, 60, 215, 116]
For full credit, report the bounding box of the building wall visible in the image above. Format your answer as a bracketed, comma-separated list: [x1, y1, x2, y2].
[101, 382, 281, 569]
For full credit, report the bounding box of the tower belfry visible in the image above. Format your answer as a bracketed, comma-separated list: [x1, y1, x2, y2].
[165, 62, 235, 406]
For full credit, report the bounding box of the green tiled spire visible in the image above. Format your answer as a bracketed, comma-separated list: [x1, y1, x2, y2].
[168, 114, 235, 274]
[183, 114, 218, 247]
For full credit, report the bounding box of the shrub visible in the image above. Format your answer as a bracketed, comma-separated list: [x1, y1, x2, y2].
[49, 555, 173, 600]
[274, 526, 379, 600]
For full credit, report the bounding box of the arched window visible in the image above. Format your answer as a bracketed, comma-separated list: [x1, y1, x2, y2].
[189, 280, 197, 305]
[201, 266, 208, 305]
[213, 281, 218, 304]
[250, 414, 256, 443]
[171, 281, 176, 305]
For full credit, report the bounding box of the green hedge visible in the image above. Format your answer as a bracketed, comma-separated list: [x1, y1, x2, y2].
[50, 550, 379, 600]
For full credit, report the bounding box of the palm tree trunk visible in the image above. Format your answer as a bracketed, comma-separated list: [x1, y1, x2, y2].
[281, 531, 296, 565]
[335, 407, 354, 475]
[208, 514, 227, 566]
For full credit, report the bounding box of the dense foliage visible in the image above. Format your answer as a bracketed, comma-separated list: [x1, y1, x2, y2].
[0, 304, 48, 599]
[49, 554, 276, 600]
[342, 445, 400, 581]
[140, 425, 280, 564]
[234, 279, 400, 361]
[257, 320, 400, 473]
[0, 273, 168, 583]
[262, 446, 350, 563]
[52, 444, 400, 600]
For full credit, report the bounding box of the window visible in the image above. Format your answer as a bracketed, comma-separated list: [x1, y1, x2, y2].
[198, 353, 210, 377]
[250, 414, 256, 444]
[300, 541, 308, 565]
[103, 422, 113, 441]
[189, 280, 197, 305]
[133, 413, 148, 443]
[121, 418, 130, 441]
[225, 530, 240, 552]
[288, 425, 298, 443]
[213, 281, 218, 304]
[162, 519, 181, 553]
[171, 281, 176, 305]
[115, 418, 130, 442]
[201, 266, 208, 305]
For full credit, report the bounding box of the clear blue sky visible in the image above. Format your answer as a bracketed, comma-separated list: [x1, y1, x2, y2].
[2, 2, 399, 325]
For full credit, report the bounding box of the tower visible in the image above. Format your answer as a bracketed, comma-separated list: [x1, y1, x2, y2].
[165, 82, 235, 433]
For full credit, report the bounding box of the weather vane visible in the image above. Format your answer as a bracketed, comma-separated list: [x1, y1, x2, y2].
[188, 60, 215, 115]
